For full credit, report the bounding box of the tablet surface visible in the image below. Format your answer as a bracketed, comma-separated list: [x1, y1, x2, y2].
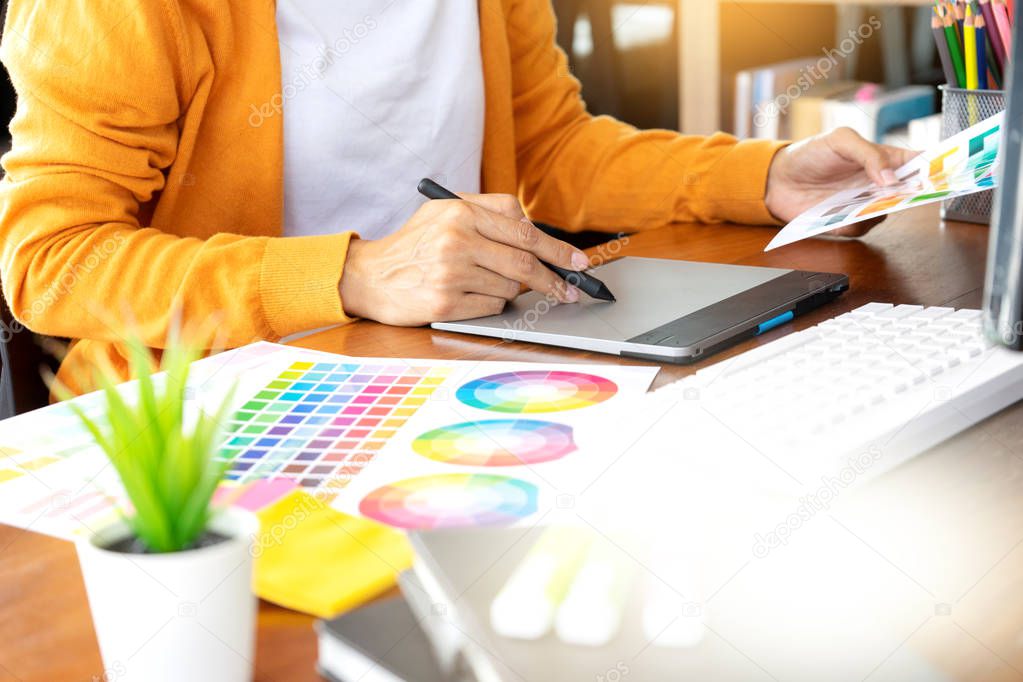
[432, 257, 848, 363]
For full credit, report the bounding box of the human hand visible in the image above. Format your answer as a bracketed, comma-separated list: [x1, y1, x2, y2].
[339, 194, 589, 325]
[765, 127, 920, 236]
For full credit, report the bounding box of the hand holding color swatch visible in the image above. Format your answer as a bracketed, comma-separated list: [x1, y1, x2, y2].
[767, 111, 1003, 251]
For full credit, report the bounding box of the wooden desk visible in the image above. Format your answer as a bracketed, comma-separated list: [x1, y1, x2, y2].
[2, 203, 1019, 682]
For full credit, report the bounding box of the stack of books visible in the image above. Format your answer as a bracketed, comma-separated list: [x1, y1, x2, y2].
[735, 60, 936, 142]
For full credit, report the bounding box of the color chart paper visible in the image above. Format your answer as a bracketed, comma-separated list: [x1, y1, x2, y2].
[216, 357, 454, 496]
[0, 342, 657, 539]
[331, 364, 659, 530]
[0, 343, 329, 539]
[767, 111, 1003, 251]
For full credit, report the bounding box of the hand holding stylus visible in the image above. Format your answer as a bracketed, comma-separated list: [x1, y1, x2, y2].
[340, 188, 592, 326]
[417, 179, 615, 302]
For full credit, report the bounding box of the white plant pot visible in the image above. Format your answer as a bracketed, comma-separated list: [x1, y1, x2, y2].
[76, 508, 258, 682]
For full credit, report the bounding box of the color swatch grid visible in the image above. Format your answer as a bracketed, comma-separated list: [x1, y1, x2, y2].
[17, 487, 121, 535]
[0, 446, 129, 540]
[217, 360, 450, 495]
[0, 447, 59, 484]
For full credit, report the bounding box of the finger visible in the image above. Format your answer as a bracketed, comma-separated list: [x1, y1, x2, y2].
[878, 144, 922, 173]
[464, 267, 523, 301]
[435, 293, 508, 321]
[831, 216, 885, 237]
[829, 128, 899, 187]
[466, 203, 589, 271]
[457, 193, 527, 221]
[472, 236, 580, 303]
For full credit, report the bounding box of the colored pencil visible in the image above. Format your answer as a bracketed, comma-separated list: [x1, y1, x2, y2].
[987, 38, 1004, 86]
[934, 12, 961, 85]
[993, 0, 1013, 56]
[976, 12, 991, 88]
[980, 0, 1008, 71]
[943, 9, 969, 87]
[965, 9, 979, 89]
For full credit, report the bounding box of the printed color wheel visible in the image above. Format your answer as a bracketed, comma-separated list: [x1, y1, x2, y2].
[358, 473, 538, 529]
[412, 419, 576, 466]
[457, 370, 617, 413]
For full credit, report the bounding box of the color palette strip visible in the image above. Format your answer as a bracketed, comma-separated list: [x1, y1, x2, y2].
[218, 360, 449, 495]
[16, 486, 123, 537]
[457, 371, 617, 413]
[358, 473, 538, 529]
[0, 447, 65, 483]
[412, 419, 576, 467]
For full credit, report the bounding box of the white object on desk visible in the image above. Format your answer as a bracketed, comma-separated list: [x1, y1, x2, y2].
[648, 302, 1023, 492]
[554, 535, 635, 646]
[490, 526, 590, 640]
[76, 509, 257, 682]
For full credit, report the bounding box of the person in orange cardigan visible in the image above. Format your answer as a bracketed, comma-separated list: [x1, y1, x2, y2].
[0, 0, 912, 391]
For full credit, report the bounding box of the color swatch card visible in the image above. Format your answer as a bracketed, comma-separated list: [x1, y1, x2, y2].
[0, 343, 344, 539]
[0, 387, 131, 538]
[328, 365, 658, 530]
[766, 111, 1003, 251]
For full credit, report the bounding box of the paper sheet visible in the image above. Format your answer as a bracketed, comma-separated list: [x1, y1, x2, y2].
[766, 111, 1003, 251]
[326, 361, 658, 529]
[0, 342, 658, 539]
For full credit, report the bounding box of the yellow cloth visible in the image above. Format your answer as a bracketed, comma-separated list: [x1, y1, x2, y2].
[253, 490, 412, 618]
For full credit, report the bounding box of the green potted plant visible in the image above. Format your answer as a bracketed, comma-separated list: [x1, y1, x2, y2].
[53, 331, 256, 682]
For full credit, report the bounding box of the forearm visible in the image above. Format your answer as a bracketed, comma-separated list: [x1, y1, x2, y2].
[517, 115, 787, 231]
[508, 0, 786, 232]
[0, 174, 357, 346]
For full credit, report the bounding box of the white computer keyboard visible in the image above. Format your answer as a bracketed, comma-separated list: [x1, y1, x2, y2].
[655, 302, 1023, 488]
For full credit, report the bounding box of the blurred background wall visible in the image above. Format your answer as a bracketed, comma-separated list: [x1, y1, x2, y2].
[0, 2, 928, 147]
[554, 1, 907, 132]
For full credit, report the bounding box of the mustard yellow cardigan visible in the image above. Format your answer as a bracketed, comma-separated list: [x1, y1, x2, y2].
[0, 0, 784, 391]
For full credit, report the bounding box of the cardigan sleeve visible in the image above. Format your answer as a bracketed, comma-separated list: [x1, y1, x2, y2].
[0, 0, 355, 349]
[505, 0, 788, 232]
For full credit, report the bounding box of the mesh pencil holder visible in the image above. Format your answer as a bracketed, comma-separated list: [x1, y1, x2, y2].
[939, 85, 1006, 224]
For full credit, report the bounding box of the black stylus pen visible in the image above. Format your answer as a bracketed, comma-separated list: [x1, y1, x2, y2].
[416, 178, 616, 302]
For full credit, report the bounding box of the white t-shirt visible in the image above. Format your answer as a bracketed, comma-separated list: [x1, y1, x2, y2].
[276, 0, 485, 239]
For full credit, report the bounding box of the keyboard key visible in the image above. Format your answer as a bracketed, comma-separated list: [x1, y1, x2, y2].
[849, 302, 894, 317]
[912, 307, 954, 320]
[947, 309, 982, 322]
[876, 304, 924, 319]
[950, 347, 978, 363]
